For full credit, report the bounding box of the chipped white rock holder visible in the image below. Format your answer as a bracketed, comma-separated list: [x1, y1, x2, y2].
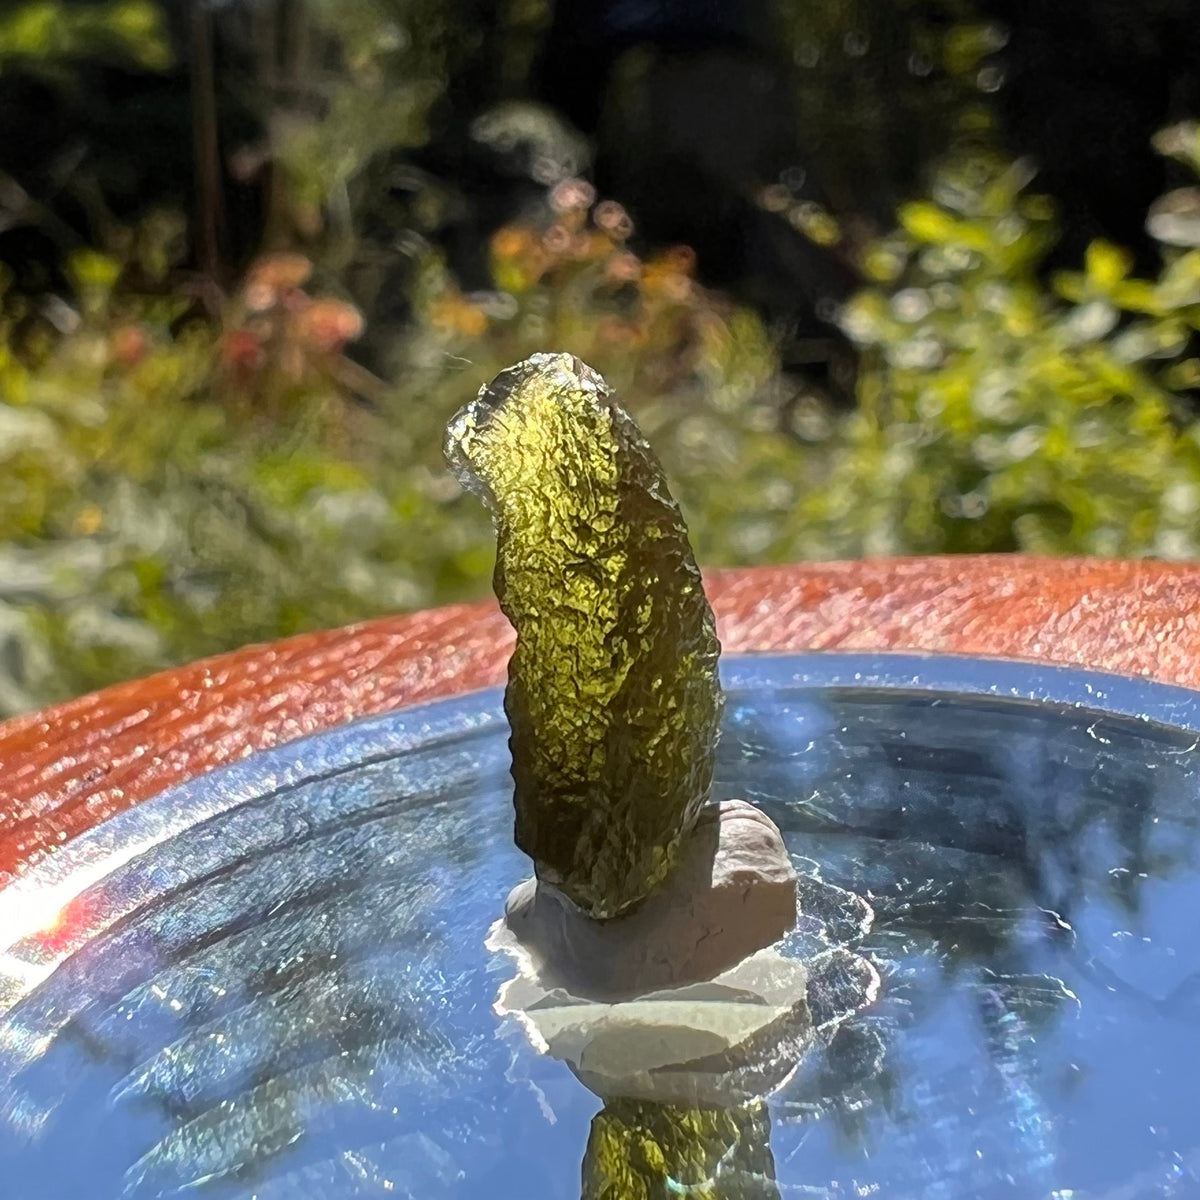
[489, 799, 815, 1106]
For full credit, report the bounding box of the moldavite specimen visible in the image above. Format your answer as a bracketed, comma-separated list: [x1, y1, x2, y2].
[445, 352, 723, 919]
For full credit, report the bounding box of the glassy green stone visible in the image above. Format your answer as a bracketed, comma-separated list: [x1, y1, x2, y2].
[583, 1100, 779, 1200]
[446, 352, 723, 919]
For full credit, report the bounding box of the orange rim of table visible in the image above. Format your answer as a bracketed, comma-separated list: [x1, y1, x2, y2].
[1, 555, 1198, 886]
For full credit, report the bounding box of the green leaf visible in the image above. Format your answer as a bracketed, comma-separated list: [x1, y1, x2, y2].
[898, 202, 963, 246]
[67, 249, 121, 293]
[1085, 240, 1132, 292]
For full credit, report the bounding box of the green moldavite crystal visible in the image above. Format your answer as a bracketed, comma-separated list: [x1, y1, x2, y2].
[446, 352, 723, 919]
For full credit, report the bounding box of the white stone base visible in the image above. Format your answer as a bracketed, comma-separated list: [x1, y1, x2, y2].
[489, 799, 812, 1105]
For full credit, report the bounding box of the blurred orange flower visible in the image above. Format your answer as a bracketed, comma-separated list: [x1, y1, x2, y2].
[222, 328, 266, 373]
[293, 299, 365, 354]
[243, 252, 314, 311]
[109, 324, 150, 368]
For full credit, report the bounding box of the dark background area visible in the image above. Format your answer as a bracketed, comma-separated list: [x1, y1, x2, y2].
[3, 0, 1199, 367]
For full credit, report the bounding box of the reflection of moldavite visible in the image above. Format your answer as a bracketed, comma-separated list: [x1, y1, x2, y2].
[585, 1100, 780, 1200]
[446, 352, 723, 919]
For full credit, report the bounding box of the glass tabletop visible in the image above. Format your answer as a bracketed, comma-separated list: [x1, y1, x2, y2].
[0, 652, 1197, 1200]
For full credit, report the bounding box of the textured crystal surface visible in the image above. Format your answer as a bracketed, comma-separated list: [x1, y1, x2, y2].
[583, 1100, 778, 1200]
[445, 352, 723, 918]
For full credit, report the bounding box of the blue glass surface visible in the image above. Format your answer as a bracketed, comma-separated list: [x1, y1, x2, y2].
[0, 652, 1198, 1199]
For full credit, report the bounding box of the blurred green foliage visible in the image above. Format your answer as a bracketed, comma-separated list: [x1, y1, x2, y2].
[823, 141, 1200, 559]
[773, 0, 1005, 221]
[0, 0, 170, 72]
[4, 0, 1200, 717]
[0, 179, 784, 714]
[245, 0, 472, 249]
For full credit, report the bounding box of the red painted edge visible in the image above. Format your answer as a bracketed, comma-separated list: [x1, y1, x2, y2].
[1, 556, 1198, 885]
